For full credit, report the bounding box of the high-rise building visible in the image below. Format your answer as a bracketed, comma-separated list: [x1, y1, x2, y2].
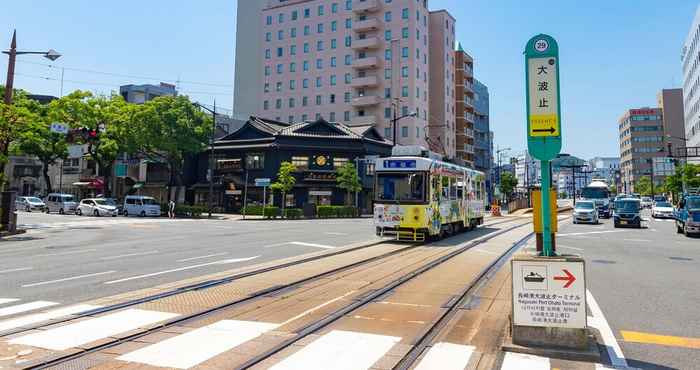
[428, 10, 456, 159]
[235, 0, 436, 149]
[454, 44, 474, 166]
[618, 108, 665, 194]
[681, 6, 700, 149]
[473, 79, 491, 177]
[657, 88, 686, 157]
[119, 83, 177, 103]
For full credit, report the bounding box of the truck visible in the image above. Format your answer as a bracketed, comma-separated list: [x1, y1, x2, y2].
[675, 188, 700, 236]
[580, 180, 612, 218]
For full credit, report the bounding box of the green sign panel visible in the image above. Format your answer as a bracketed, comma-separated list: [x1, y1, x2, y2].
[115, 163, 127, 178]
[525, 34, 562, 161]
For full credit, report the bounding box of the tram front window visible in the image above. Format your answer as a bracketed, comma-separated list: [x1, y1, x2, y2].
[376, 173, 425, 203]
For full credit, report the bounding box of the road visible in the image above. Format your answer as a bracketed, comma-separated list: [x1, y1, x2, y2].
[0, 212, 379, 305]
[558, 209, 699, 370]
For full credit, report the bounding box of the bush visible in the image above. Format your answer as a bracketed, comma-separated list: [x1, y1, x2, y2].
[317, 205, 358, 218]
[242, 205, 264, 216]
[263, 206, 280, 219]
[284, 208, 302, 219]
[317, 205, 335, 218]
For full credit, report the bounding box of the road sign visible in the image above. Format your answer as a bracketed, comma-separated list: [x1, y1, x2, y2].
[50, 122, 68, 135]
[255, 178, 271, 187]
[512, 256, 586, 329]
[525, 34, 562, 161]
[115, 163, 127, 178]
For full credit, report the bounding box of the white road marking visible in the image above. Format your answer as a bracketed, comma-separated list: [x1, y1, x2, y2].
[500, 352, 550, 370]
[586, 290, 628, 368]
[558, 230, 625, 237]
[263, 242, 294, 248]
[100, 250, 159, 261]
[0, 267, 32, 274]
[177, 252, 228, 262]
[324, 232, 349, 236]
[0, 301, 59, 318]
[103, 256, 259, 285]
[0, 304, 100, 332]
[623, 239, 650, 243]
[35, 249, 97, 257]
[10, 309, 178, 351]
[289, 242, 335, 249]
[117, 320, 278, 369]
[0, 298, 20, 306]
[414, 342, 474, 370]
[558, 245, 584, 251]
[22, 271, 117, 288]
[268, 330, 401, 370]
[279, 291, 356, 327]
[376, 301, 432, 308]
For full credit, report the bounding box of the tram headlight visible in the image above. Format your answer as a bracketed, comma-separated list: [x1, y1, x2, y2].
[412, 207, 420, 221]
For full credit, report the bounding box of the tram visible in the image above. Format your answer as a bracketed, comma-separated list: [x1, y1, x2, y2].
[374, 155, 486, 241]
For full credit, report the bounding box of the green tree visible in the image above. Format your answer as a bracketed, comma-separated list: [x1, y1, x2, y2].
[665, 163, 700, 201]
[336, 162, 362, 206]
[0, 87, 35, 190]
[634, 177, 652, 196]
[499, 172, 518, 202]
[271, 161, 297, 214]
[132, 95, 212, 202]
[10, 98, 68, 194]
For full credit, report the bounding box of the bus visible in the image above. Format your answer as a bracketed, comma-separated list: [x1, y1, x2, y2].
[580, 179, 612, 218]
[374, 156, 486, 241]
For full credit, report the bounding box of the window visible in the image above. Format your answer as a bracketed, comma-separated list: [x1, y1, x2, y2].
[289, 97, 295, 107]
[303, 78, 309, 88]
[316, 58, 323, 69]
[315, 113, 322, 121]
[330, 75, 337, 86]
[416, 29, 420, 40]
[402, 8, 409, 19]
[376, 173, 425, 202]
[385, 49, 392, 60]
[276, 98, 282, 109]
[330, 56, 337, 67]
[246, 153, 264, 169]
[264, 83, 270, 93]
[345, 0, 352, 10]
[331, 21, 337, 32]
[345, 36, 352, 47]
[264, 66, 271, 76]
[278, 30, 283, 40]
[288, 115, 294, 123]
[290, 45, 297, 55]
[402, 47, 408, 58]
[385, 127, 392, 138]
[330, 93, 336, 103]
[265, 32, 271, 42]
[384, 88, 391, 98]
[401, 66, 408, 77]
[290, 27, 296, 38]
[345, 73, 351, 83]
[345, 18, 352, 29]
[416, 127, 420, 138]
[266, 16, 272, 25]
[304, 25, 310, 35]
[265, 49, 271, 59]
[318, 5, 324, 15]
[330, 39, 337, 49]
[316, 95, 322, 105]
[385, 107, 391, 118]
[278, 13, 284, 23]
[333, 157, 349, 168]
[317, 23, 324, 33]
[263, 100, 269, 110]
[345, 54, 352, 65]
[276, 64, 283, 74]
[344, 111, 350, 121]
[316, 76, 322, 87]
[402, 105, 408, 116]
[289, 80, 296, 90]
[304, 42, 309, 53]
[302, 96, 309, 106]
[317, 40, 324, 51]
[402, 126, 408, 137]
[385, 68, 391, 79]
[304, 8, 310, 18]
[385, 30, 392, 41]
[292, 10, 298, 20]
[344, 92, 351, 102]
[303, 60, 309, 71]
[385, 11, 392, 22]
[277, 47, 283, 57]
[276, 82, 282, 91]
[291, 156, 309, 170]
[402, 27, 408, 39]
[302, 114, 308, 121]
[330, 112, 336, 121]
[332, 3, 338, 13]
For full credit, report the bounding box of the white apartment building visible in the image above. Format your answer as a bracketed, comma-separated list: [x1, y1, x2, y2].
[681, 5, 700, 150]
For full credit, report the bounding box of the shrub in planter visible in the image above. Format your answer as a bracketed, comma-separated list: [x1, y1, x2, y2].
[284, 208, 302, 219]
[317, 205, 334, 218]
[242, 205, 264, 216]
[263, 206, 280, 219]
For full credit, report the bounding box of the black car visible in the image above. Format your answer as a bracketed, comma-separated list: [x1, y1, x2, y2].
[613, 198, 642, 228]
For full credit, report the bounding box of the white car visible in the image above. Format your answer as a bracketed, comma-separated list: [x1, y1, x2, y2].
[15, 196, 46, 212]
[76, 198, 118, 217]
[573, 200, 599, 224]
[640, 197, 653, 209]
[651, 201, 675, 219]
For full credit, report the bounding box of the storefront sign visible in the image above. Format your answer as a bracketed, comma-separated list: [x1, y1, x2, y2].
[255, 178, 271, 186]
[309, 191, 332, 196]
[225, 190, 242, 195]
[304, 172, 336, 181]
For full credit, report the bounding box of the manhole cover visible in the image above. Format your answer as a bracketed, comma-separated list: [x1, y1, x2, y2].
[669, 257, 693, 261]
[591, 259, 617, 264]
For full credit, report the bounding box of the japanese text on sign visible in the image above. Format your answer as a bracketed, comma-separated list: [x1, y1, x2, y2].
[528, 57, 560, 137]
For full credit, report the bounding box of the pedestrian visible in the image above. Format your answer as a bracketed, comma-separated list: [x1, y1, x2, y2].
[168, 199, 176, 219]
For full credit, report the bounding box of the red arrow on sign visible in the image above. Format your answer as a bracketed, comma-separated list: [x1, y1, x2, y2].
[553, 269, 576, 288]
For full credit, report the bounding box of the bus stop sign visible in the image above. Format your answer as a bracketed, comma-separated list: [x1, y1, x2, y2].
[526, 34, 562, 161]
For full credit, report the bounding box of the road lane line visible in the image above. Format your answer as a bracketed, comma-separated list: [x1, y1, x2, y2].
[620, 330, 700, 349]
[0, 304, 101, 332]
[500, 352, 550, 370]
[268, 330, 401, 370]
[586, 290, 628, 368]
[289, 241, 335, 249]
[100, 250, 159, 261]
[177, 252, 228, 262]
[278, 290, 356, 327]
[0, 298, 20, 306]
[414, 342, 474, 370]
[623, 239, 650, 243]
[558, 230, 625, 237]
[103, 256, 259, 285]
[35, 249, 97, 257]
[324, 232, 349, 236]
[0, 301, 59, 317]
[9, 309, 178, 351]
[22, 271, 117, 288]
[0, 267, 32, 274]
[117, 320, 278, 369]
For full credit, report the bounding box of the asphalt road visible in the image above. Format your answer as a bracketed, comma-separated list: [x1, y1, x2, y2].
[557, 209, 699, 370]
[0, 212, 380, 305]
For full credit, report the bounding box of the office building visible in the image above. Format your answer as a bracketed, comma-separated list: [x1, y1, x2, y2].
[681, 6, 700, 149]
[454, 44, 474, 166]
[587, 157, 620, 186]
[473, 79, 491, 181]
[119, 83, 177, 103]
[618, 108, 665, 194]
[428, 10, 456, 159]
[657, 88, 686, 157]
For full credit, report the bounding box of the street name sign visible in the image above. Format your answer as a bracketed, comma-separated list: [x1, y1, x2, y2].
[255, 178, 271, 187]
[525, 34, 562, 161]
[512, 257, 586, 329]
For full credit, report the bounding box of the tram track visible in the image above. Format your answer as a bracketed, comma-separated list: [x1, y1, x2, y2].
[11, 217, 529, 370]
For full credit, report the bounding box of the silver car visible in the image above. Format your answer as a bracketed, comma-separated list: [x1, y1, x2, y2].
[573, 200, 599, 224]
[76, 198, 118, 217]
[45, 193, 78, 214]
[15, 196, 46, 212]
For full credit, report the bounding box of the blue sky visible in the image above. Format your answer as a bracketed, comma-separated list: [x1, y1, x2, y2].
[1, 1, 698, 159]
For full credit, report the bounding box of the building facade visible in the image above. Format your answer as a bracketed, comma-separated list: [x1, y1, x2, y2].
[588, 157, 620, 186]
[472, 79, 491, 188]
[428, 10, 456, 159]
[681, 5, 700, 150]
[658, 88, 686, 157]
[514, 152, 540, 191]
[618, 108, 665, 194]
[454, 44, 474, 166]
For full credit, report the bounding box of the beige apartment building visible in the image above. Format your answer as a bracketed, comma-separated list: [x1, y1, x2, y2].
[454, 44, 475, 166]
[234, 0, 458, 151]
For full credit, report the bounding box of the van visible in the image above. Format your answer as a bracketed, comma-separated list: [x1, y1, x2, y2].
[45, 193, 78, 214]
[123, 195, 161, 217]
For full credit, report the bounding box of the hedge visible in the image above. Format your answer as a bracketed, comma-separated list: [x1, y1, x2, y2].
[263, 206, 281, 219]
[284, 208, 302, 219]
[317, 206, 358, 218]
[160, 204, 207, 218]
[242, 205, 265, 216]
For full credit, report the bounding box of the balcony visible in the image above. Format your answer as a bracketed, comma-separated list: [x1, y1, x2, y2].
[464, 65, 473, 77]
[351, 115, 377, 126]
[465, 97, 474, 108]
[350, 75, 379, 88]
[351, 95, 381, 107]
[465, 112, 475, 122]
[464, 82, 474, 94]
[353, 0, 379, 13]
[465, 128, 474, 138]
[352, 18, 379, 32]
[352, 37, 380, 50]
[352, 56, 379, 69]
[464, 144, 475, 154]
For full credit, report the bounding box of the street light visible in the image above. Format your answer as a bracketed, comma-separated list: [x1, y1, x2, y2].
[666, 134, 690, 193]
[193, 101, 218, 219]
[3, 30, 62, 104]
[496, 146, 511, 204]
[391, 102, 417, 146]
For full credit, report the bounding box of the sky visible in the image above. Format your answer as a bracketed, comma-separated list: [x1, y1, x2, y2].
[1, 0, 698, 160]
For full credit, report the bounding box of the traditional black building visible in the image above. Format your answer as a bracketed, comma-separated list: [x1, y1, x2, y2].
[191, 116, 392, 213]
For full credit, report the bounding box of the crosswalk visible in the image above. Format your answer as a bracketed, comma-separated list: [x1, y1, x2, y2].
[0, 297, 611, 369]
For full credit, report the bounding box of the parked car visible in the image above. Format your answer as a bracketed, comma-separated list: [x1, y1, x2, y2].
[651, 201, 674, 219]
[123, 195, 161, 217]
[675, 192, 700, 236]
[614, 198, 642, 228]
[640, 197, 653, 209]
[573, 200, 599, 224]
[102, 198, 124, 215]
[45, 193, 78, 214]
[76, 198, 118, 217]
[15, 196, 46, 212]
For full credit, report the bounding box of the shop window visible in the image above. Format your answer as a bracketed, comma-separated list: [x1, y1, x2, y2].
[291, 156, 309, 170]
[333, 157, 349, 168]
[246, 153, 265, 169]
